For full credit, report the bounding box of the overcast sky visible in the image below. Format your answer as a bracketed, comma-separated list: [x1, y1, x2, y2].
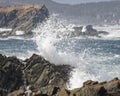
[52, 0, 113, 4]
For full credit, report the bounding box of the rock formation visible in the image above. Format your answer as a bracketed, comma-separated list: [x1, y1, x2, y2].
[72, 25, 109, 37]
[0, 4, 49, 38]
[0, 54, 120, 96]
[0, 54, 72, 96]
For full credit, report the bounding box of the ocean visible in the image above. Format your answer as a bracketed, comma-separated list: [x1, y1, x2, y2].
[0, 15, 120, 89]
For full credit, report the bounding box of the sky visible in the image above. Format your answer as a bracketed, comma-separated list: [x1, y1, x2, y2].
[52, 0, 113, 4]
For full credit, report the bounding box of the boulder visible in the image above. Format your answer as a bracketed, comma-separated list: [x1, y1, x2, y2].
[72, 25, 109, 37]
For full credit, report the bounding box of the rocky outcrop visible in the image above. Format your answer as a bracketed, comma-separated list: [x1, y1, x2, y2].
[0, 4, 49, 37]
[0, 54, 72, 96]
[72, 25, 109, 37]
[70, 78, 120, 96]
[24, 54, 72, 89]
[7, 78, 120, 96]
[29, 78, 120, 96]
[0, 54, 23, 95]
[0, 54, 120, 96]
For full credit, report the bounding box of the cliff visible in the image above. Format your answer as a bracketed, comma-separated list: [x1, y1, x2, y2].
[0, 4, 49, 37]
[0, 0, 120, 25]
[0, 54, 120, 96]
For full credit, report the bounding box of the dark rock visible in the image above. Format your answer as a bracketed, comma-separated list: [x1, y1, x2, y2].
[0, 4, 49, 38]
[1, 54, 120, 96]
[0, 54, 72, 95]
[0, 54, 23, 95]
[98, 31, 109, 35]
[73, 25, 109, 37]
[85, 25, 98, 36]
[83, 80, 98, 87]
[73, 26, 83, 36]
[24, 54, 72, 89]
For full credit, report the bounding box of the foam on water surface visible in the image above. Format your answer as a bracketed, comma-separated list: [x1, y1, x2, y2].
[0, 14, 120, 89]
[33, 14, 120, 89]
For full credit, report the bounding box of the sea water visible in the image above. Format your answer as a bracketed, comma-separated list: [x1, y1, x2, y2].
[0, 15, 120, 89]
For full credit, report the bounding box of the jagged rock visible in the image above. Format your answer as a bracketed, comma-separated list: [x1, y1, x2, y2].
[70, 78, 120, 96]
[0, 54, 23, 95]
[70, 80, 106, 96]
[1, 54, 120, 96]
[0, 4, 49, 37]
[103, 77, 120, 93]
[73, 25, 109, 37]
[0, 54, 72, 95]
[56, 88, 70, 96]
[83, 80, 98, 87]
[24, 54, 72, 89]
[84, 25, 98, 36]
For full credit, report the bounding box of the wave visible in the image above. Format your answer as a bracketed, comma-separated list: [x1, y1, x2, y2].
[33, 14, 120, 89]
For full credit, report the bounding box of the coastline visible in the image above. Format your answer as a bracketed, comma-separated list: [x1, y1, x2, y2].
[0, 54, 120, 96]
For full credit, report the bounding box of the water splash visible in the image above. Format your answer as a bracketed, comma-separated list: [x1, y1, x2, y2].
[33, 14, 120, 89]
[33, 14, 77, 64]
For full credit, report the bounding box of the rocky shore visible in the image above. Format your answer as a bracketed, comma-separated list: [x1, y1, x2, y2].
[0, 4, 109, 38]
[0, 4, 49, 38]
[0, 54, 120, 96]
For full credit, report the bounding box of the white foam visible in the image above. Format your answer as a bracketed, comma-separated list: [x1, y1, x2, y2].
[33, 14, 120, 89]
[0, 28, 12, 32]
[15, 30, 25, 35]
[95, 25, 120, 39]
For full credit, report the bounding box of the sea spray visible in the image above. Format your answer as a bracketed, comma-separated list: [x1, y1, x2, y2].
[33, 14, 120, 89]
[33, 14, 77, 64]
[95, 25, 120, 39]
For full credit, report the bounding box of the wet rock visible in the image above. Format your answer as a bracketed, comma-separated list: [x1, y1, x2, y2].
[1, 54, 120, 96]
[73, 25, 109, 37]
[85, 25, 98, 36]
